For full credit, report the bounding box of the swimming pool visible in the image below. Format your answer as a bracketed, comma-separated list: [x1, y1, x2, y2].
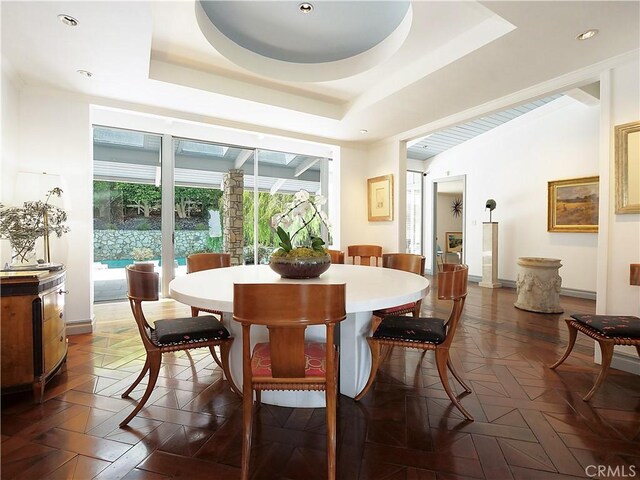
[101, 257, 187, 269]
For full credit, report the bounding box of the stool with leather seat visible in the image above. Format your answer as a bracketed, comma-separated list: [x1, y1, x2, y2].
[550, 314, 640, 401]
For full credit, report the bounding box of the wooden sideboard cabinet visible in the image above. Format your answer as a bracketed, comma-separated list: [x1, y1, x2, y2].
[1, 269, 68, 402]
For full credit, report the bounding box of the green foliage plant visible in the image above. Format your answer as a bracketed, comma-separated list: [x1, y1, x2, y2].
[270, 190, 330, 258]
[242, 191, 292, 248]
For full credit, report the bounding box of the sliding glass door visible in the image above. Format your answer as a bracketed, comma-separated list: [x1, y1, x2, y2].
[92, 126, 163, 302]
[93, 127, 331, 302]
[172, 138, 255, 276]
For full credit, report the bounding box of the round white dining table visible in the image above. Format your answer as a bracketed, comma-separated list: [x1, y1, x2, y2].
[169, 263, 429, 407]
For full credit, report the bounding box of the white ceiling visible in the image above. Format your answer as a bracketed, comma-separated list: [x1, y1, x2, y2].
[2, 1, 638, 144]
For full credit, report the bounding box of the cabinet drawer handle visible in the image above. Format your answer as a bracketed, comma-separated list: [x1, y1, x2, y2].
[59, 312, 64, 319]
[58, 290, 69, 295]
[59, 336, 64, 342]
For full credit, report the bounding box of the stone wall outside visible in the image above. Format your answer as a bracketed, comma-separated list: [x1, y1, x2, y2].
[94, 230, 212, 260]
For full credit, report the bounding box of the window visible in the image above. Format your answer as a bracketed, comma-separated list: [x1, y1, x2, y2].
[406, 171, 423, 255]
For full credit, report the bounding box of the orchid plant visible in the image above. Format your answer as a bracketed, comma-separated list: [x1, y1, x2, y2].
[271, 189, 331, 257]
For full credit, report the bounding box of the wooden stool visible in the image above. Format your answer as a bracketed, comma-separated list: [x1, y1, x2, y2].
[550, 314, 640, 401]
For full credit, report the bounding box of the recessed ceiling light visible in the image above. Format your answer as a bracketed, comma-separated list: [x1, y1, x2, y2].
[299, 3, 313, 14]
[77, 70, 93, 78]
[576, 29, 598, 40]
[359, 129, 368, 134]
[58, 14, 78, 27]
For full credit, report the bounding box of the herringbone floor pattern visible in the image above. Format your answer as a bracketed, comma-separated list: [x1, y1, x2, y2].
[2, 281, 639, 479]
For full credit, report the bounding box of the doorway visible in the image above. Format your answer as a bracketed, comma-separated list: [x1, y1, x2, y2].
[432, 176, 465, 274]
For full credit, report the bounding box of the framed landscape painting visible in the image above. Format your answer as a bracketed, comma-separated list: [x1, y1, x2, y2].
[368, 174, 393, 221]
[547, 176, 599, 232]
[445, 232, 463, 252]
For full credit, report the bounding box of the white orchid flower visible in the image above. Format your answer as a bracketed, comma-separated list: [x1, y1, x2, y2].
[319, 210, 329, 222]
[314, 195, 327, 206]
[279, 215, 293, 228]
[292, 202, 311, 217]
[271, 213, 282, 228]
[294, 190, 310, 203]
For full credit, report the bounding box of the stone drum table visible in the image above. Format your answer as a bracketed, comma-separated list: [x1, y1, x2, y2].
[514, 257, 563, 313]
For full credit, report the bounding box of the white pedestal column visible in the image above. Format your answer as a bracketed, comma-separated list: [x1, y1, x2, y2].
[514, 257, 563, 313]
[479, 222, 502, 288]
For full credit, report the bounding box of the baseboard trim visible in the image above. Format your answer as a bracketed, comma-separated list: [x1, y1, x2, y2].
[66, 316, 95, 335]
[466, 275, 596, 300]
[611, 352, 640, 375]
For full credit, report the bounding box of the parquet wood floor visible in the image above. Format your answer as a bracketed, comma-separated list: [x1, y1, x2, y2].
[2, 281, 639, 479]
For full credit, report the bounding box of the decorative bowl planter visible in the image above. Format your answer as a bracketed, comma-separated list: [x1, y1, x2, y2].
[514, 257, 563, 313]
[269, 254, 331, 279]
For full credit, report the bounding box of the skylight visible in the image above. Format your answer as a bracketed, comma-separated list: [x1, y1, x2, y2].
[93, 127, 145, 148]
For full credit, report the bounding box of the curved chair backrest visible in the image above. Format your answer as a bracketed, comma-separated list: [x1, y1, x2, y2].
[187, 253, 231, 273]
[125, 264, 160, 350]
[437, 264, 468, 347]
[328, 249, 345, 264]
[438, 263, 468, 300]
[234, 283, 346, 379]
[126, 264, 159, 302]
[348, 244, 382, 266]
[382, 253, 425, 276]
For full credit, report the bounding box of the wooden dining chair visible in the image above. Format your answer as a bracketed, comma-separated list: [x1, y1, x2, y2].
[120, 264, 240, 427]
[356, 264, 473, 421]
[347, 244, 382, 266]
[327, 249, 345, 264]
[186, 253, 231, 317]
[373, 253, 426, 318]
[233, 283, 346, 480]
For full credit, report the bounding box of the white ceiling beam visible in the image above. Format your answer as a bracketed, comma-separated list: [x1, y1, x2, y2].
[235, 150, 253, 169]
[294, 157, 321, 177]
[564, 84, 600, 107]
[270, 178, 287, 195]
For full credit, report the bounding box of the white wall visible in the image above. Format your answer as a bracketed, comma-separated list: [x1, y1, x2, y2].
[1, 61, 21, 266]
[15, 86, 93, 331]
[338, 141, 407, 256]
[602, 58, 640, 315]
[597, 58, 640, 370]
[425, 96, 600, 291]
[337, 144, 369, 253]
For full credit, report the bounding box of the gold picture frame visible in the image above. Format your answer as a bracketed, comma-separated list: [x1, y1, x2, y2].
[615, 120, 640, 214]
[367, 174, 393, 221]
[548, 176, 599, 233]
[445, 232, 463, 253]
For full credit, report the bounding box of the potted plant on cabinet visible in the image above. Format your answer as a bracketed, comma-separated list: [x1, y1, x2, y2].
[0, 188, 69, 267]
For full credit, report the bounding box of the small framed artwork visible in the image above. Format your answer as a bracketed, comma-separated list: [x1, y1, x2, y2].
[445, 232, 463, 253]
[368, 174, 394, 221]
[547, 176, 599, 232]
